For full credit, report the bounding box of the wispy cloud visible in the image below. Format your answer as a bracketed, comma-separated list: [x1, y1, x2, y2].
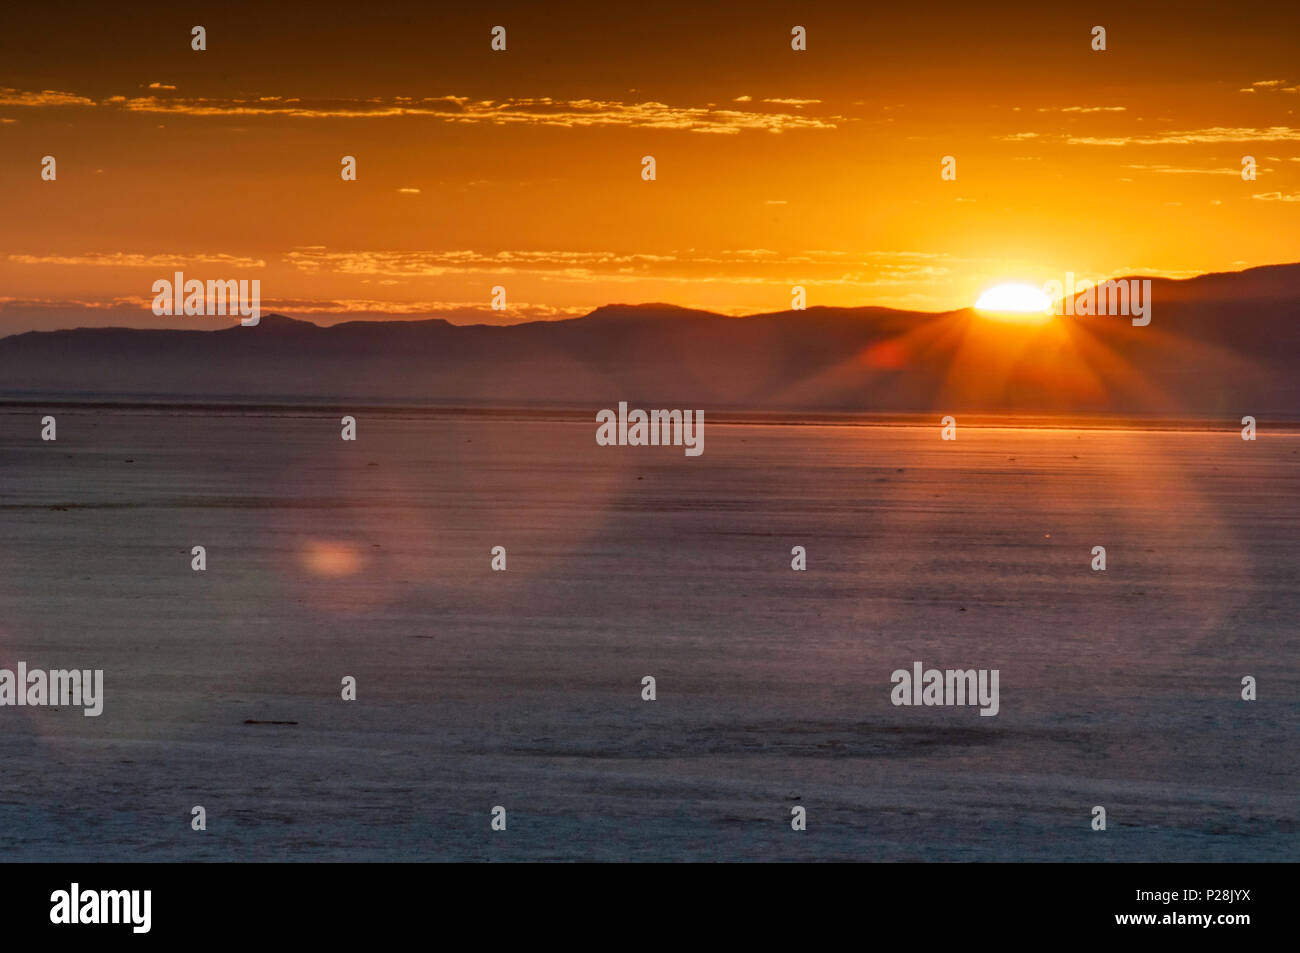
[1125, 164, 1252, 175]
[283, 247, 962, 288]
[1239, 79, 1299, 93]
[287, 248, 680, 277]
[1035, 105, 1127, 113]
[0, 295, 156, 310]
[1252, 191, 1300, 202]
[263, 298, 587, 321]
[0, 295, 587, 326]
[1001, 126, 1300, 145]
[123, 94, 842, 133]
[0, 87, 94, 106]
[8, 252, 266, 268]
[0, 86, 842, 134]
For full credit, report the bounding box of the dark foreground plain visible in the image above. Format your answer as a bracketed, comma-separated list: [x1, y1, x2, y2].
[0, 405, 1295, 861]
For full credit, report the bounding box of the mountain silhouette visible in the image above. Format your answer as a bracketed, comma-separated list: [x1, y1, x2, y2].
[2, 264, 1298, 417]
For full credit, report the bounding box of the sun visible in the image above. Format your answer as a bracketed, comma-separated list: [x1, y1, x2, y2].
[974, 283, 1054, 324]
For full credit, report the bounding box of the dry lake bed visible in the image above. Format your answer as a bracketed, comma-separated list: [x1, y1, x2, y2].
[0, 405, 1296, 861]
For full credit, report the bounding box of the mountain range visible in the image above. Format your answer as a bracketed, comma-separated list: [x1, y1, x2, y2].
[2, 263, 1298, 417]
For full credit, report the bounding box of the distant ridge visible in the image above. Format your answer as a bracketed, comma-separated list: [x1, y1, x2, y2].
[2, 263, 1298, 416]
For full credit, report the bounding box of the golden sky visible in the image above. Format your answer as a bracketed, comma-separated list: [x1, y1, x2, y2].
[1, 1, 1298, 331]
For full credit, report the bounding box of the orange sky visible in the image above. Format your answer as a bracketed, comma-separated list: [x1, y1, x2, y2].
[1, 0, 1297, 332]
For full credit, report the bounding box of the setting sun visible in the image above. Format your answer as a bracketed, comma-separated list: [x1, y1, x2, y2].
[976, 283, 1052, 313]
[975, 283, 1054, 324]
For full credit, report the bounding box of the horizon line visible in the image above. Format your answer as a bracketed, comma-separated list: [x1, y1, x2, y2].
[2, 259, 1298, 340]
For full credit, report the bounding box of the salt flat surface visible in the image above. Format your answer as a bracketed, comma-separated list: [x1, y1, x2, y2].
[0, 407, 1296, 860]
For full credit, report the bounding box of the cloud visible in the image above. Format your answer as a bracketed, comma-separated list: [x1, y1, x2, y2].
[285, 249, 682, 279]
[1108, 266, 1209, 280]
[1035, 106, 1127, 113]
[0, 86, 842, 134]
[282, 247, 964, 289]
[0, 87, 94, 106]
[262, 298, 588, 322]
[1124, 164, 1249, 175]
[1240, 79, 1298, 92]
[1251, 191, 1300, 202]
[0, 295, 154, 310]
[1002, 126, 1300, 145]
[0, 295, 589, 328]
[8, 252, 266, 268]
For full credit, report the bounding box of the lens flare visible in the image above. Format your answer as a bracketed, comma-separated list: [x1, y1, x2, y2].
[300, 540, 365, 577]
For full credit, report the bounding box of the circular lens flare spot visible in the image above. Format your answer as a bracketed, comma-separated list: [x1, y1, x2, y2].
[300, 540, 365, 577]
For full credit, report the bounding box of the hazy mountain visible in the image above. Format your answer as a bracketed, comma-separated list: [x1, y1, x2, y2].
[2, 264, 1298, 417]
